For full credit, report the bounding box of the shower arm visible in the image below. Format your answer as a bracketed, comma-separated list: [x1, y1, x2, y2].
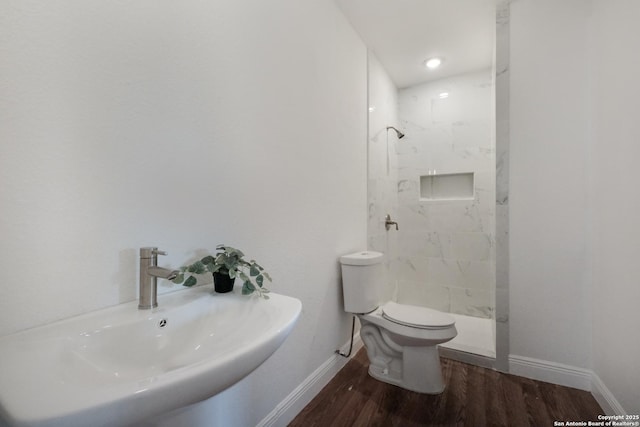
[386, 126, 405, 139]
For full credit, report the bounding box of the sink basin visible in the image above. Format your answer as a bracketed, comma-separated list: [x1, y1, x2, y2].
[0, 286, 301, 427]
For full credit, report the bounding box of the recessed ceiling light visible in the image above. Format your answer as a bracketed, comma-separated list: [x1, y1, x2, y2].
[439, 92, 449, 99]
[424, 57, 442, 69]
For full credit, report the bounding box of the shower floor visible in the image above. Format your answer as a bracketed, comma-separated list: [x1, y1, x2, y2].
[440, 313, 495, 358]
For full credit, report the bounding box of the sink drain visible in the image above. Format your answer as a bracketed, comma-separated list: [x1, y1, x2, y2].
[158, 319, 168, 328]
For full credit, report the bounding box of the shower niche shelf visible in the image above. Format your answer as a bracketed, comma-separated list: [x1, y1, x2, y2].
[420, 172, 474, 201]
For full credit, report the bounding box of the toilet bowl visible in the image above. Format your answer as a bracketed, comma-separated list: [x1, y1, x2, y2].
[358, 301, 457, 393]
[340, 251, 457, 394]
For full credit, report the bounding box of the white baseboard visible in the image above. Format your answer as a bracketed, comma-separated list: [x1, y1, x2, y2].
[509, 355, 592, 391]
[591, 372, 627, 416]
[258, 344, 628, 424]
[509, 355, 628, 415]
[257, 333, 363, 427]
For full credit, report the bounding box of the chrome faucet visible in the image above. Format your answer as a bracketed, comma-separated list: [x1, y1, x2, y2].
[139, 247, 179, 310]
[385, 214, 399, 231]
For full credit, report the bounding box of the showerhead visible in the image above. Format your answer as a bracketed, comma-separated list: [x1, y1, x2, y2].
[386, 126, 405, 139]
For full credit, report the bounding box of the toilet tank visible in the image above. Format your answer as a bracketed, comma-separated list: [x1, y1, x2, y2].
[339, 251, 385, 314]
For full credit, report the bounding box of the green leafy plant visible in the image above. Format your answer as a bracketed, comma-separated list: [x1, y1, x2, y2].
[172, 244, 271, 298]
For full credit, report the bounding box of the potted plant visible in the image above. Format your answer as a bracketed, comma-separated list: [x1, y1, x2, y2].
[172, 244, 271, 298]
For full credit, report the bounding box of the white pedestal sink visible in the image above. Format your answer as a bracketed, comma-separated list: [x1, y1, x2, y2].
[0, 286, 301, 427]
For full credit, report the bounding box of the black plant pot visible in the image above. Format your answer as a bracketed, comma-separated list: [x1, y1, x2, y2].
[213, 272, 235, 293]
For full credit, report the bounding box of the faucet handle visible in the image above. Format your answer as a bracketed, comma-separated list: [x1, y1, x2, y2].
[384, 214, 399, 231]
[140, 247, 168, 258]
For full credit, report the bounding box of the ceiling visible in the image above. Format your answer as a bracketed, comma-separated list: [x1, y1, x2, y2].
[335, 0, 497, 89]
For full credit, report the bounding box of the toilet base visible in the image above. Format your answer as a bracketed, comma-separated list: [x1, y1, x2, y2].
[367, 344, 445, 394]
[360, 323, 447, 394]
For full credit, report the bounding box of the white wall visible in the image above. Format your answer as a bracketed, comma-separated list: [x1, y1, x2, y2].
[509, 0, 592, 368]
[0, 0, 367, 425]
[511, 0, 640, 413]
[590, 0, 640, 414]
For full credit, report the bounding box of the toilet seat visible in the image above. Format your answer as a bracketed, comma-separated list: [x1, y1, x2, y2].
[381, 301, 455, 330]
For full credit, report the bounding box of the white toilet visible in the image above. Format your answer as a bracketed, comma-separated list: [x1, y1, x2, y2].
[340, 250, 457, 394]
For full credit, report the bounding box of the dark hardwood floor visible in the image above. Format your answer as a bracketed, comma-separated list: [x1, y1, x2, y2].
[289, 349, 603, 427]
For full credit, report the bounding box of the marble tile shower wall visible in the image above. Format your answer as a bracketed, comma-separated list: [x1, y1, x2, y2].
[396, 70, 496, 319]
[367, 53, 399, 303]
[368, 123, 399, 303]
[494, 0, 510, 369]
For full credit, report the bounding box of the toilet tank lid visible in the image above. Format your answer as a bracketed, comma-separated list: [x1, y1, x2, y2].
[340, 251, 384, 265]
